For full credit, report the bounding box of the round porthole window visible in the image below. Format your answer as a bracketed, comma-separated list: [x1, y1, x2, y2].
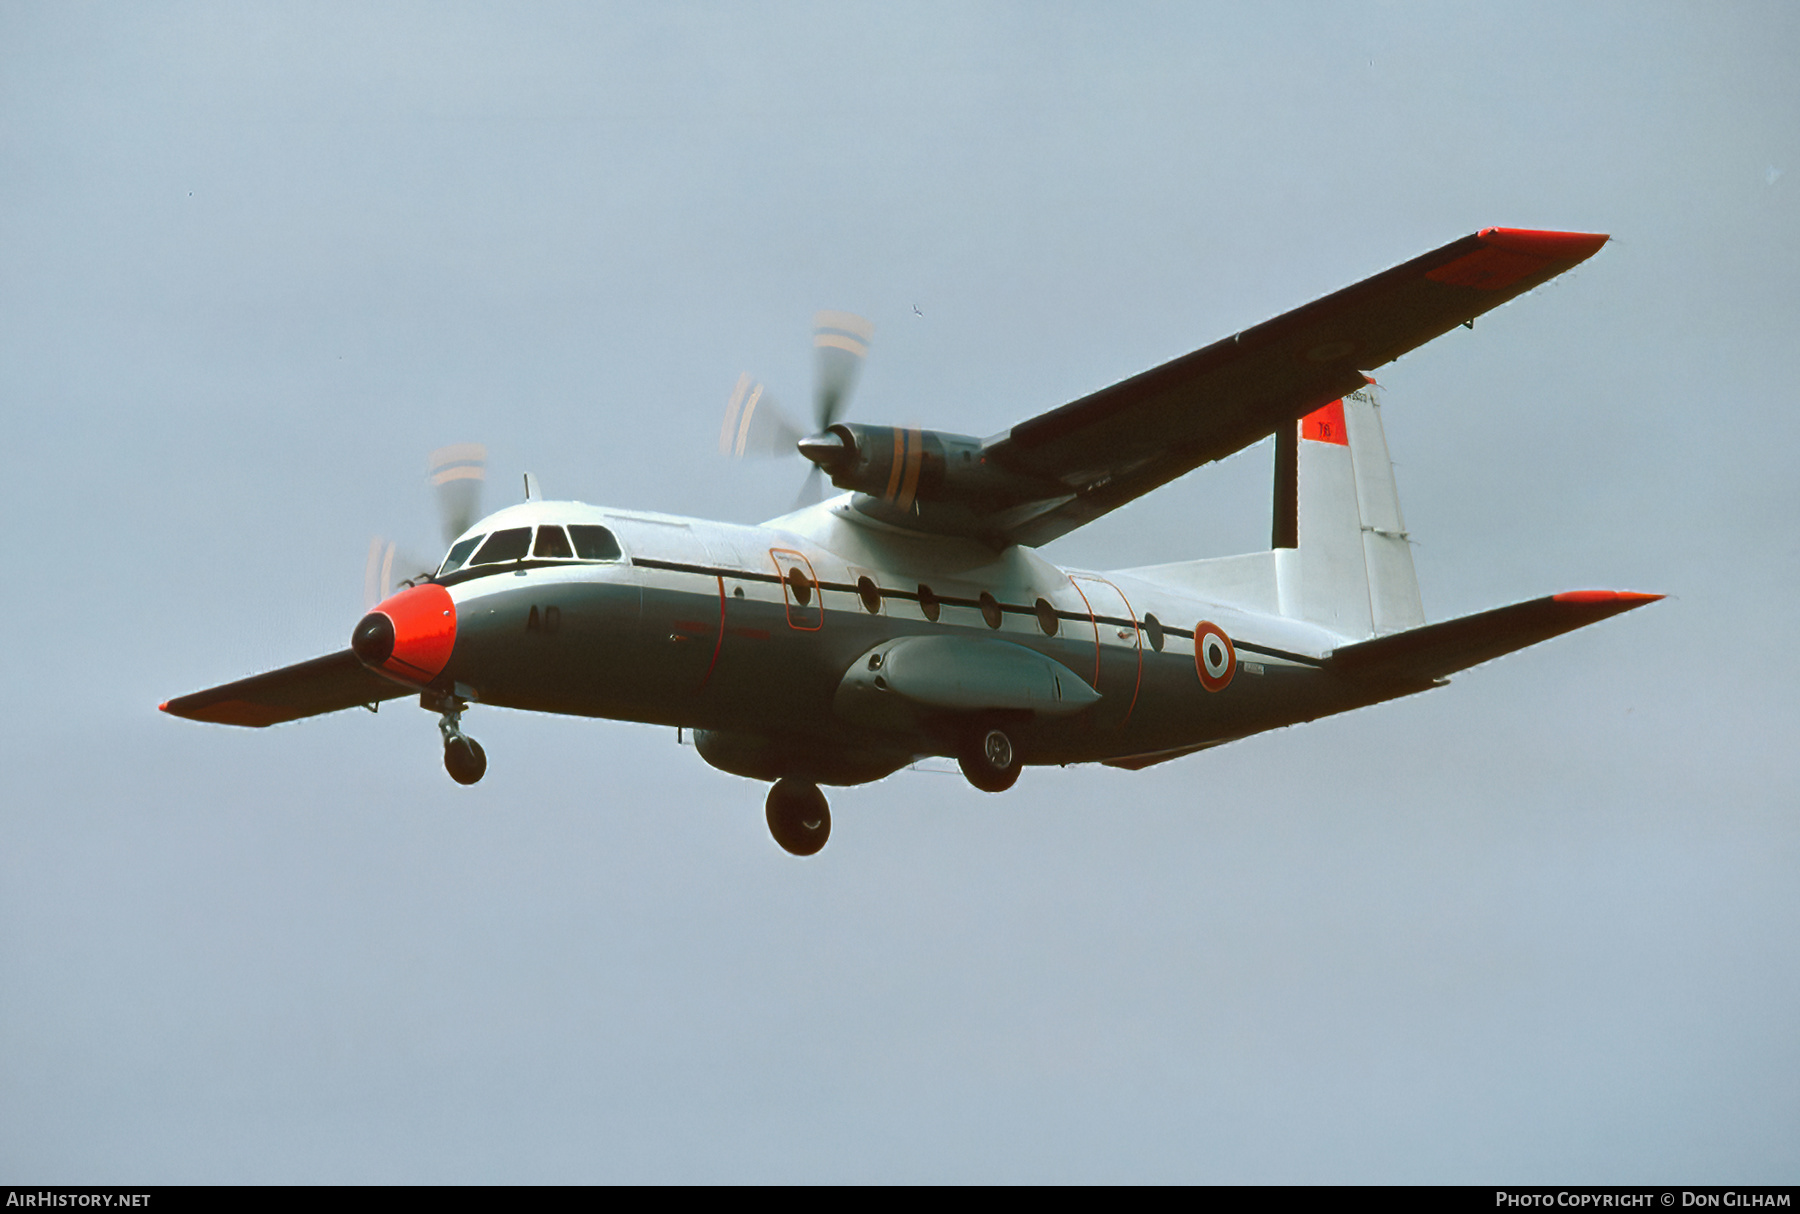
[979, 592, 1003, 630]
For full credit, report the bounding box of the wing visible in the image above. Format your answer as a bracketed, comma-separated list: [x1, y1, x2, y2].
[161, 649, 412, 727]
[975, 228, 1608, 547]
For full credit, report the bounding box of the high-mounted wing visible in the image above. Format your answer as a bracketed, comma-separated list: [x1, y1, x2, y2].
[834, 229, 1606, 548]
[161, 649, 411, 727]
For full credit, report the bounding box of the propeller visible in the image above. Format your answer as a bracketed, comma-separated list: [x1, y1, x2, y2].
[429, 443, 488, 544]
[722, 311, 873, 504]
[362, 443, 488, 609]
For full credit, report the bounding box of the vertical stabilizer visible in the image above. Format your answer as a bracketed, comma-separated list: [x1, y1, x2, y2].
[1278, 386, 1422, 638]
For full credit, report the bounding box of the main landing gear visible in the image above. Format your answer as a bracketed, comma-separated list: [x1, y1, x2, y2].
[426, 692, 487, 785]
[766, 778, 830, 856]
[958, 725, 1022, 793]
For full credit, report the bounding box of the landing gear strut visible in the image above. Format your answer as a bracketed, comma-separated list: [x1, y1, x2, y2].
[426, 692, 487, 785]
[765, 779, 830, 856]
[958, 725, 1021, 793]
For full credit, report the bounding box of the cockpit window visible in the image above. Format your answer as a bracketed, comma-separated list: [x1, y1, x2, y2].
[533, 525, 575, 559]
[470, 527, 532, 565]
[438, 535, 483, 576]
[568, 525, 623, 562]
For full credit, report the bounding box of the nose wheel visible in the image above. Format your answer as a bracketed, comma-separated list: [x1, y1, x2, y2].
[427, 693, 487, 785]
[766, 779, 830, 856]
[444, 735, 487, 785]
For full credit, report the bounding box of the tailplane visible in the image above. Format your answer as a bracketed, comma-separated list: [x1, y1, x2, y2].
[1328, 591, 1663, 683]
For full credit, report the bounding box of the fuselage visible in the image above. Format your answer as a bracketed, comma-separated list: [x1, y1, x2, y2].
[384, 496, 1403, 785]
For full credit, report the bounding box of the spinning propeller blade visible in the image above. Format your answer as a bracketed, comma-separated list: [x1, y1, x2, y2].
[362, 537, 437, 609]
[722, 312, 874, 503]
[719, 373, 805, 458]
[812, 310, 874, 432]
[360, 442, 487, 608]
[429, 443, 487, 545]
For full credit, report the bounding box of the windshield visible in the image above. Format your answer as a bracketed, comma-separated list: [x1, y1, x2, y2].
[438, 535, 483, 576]
[470, 527, 533, 565]
[569, 525, 622, 561]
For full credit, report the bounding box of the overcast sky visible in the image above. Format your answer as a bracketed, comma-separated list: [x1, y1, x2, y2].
[3, 1, 1796, 1182]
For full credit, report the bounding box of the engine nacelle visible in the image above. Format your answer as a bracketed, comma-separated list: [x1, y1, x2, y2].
[805, 424, 1065, 534]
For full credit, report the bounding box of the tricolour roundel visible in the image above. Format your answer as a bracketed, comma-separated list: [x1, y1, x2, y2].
[1193, 621, 1235, 693]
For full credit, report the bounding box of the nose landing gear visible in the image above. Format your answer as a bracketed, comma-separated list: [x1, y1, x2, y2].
[426, 692, 487, 785]
[766, 778, 830, 856]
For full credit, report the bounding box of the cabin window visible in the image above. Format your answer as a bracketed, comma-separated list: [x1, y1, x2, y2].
[533, 525, 575, 559]
[787, 566, 813, 607]
[979, 592, 1002, 630]
[917, 584, 940, 622]
[438, 535, 483, 576]
[1035, 597, 1059, 636]
[471, 527, 532, 565]
[1144, 613, 1165, 652]
[857, 576, 882, 615]
[568, 525, 623, 561]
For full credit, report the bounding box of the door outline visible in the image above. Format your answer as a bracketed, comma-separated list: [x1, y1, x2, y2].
[1068, 573, 1142, 727]
[769, 548, 824, 631]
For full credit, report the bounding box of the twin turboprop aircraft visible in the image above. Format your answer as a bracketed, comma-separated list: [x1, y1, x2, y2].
[163, 227, 1660, 856]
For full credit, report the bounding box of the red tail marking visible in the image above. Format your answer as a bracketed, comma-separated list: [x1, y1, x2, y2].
[1301, 399, 1348, 445]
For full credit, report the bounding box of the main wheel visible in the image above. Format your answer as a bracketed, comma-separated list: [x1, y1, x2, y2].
[958, 726, 1021, 793]
[765, 779, 830, 856]
[444, 736, 488, 785]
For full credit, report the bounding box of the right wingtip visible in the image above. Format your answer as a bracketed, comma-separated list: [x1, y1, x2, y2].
[1552, 590, 1664, 605]
[1477, 227, 1611, 262]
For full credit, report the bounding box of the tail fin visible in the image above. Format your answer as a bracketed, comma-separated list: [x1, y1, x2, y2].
[1274, 385, 1424, 637]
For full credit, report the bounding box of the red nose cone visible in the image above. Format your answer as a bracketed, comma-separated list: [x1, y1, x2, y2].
[355, 583, 457, 684]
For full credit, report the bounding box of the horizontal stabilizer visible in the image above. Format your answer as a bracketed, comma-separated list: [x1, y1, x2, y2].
[1328, 591, 1663, 684]
[161, 649, 412, 727]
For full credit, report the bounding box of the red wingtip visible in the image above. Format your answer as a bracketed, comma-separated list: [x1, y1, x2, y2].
[1553, 590, 1664, 604]
[158, 700, 170, 713]
[1477, 228, 1610, 261]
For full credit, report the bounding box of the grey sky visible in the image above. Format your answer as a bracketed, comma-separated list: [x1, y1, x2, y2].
[2, 1, 1796, 1182]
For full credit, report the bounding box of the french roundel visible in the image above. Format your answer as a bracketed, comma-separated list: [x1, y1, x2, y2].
[1194, 621, 1235, 692]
